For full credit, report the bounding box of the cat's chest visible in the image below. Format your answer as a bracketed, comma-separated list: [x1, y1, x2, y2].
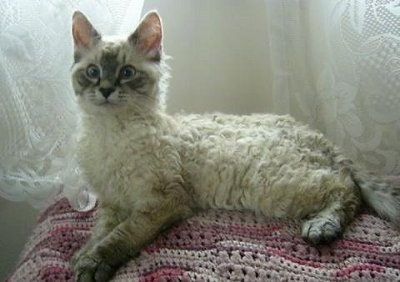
[78, 122, 158, 190]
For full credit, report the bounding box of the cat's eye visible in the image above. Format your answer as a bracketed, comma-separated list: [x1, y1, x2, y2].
[119, 65, 136, 82]
[86, 64, 100, 80]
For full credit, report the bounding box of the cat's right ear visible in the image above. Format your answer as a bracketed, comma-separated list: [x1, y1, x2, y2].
[72, 11, 101, 57]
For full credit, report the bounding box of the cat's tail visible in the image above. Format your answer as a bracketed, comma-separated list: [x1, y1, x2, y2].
[333, 150, 400, 225]
[352, 169, 400, 226]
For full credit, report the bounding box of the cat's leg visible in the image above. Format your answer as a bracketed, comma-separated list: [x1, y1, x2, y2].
[301, 189, 360, 245]
[72, 206, 121, 268]
[72, 195, 193, 282]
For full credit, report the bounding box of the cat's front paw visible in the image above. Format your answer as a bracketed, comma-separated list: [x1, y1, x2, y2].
[72, 249, 116, 282]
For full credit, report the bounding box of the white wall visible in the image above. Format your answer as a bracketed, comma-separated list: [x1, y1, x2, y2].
[0, 198, 38, 280]
[143, 0, 274, 115]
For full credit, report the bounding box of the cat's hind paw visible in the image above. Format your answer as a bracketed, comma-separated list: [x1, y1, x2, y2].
[301, 214, 342, 245]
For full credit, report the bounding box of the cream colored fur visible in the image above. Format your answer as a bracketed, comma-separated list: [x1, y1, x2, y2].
[70, 11, 400, 282]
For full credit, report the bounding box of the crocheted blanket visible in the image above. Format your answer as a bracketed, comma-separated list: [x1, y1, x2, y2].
[7, 177, 400, 281]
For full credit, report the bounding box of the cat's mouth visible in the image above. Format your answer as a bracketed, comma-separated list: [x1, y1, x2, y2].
[95, 100, 119, 107]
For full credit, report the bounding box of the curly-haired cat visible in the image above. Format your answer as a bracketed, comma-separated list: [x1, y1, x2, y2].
[71, 10, 400, 282]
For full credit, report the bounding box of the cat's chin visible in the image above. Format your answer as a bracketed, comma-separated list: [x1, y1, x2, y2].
[96, 101, 120, 107]
[79, 101, 125, 116]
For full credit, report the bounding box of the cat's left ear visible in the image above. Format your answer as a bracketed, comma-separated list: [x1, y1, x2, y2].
[129, 11, 163, 62]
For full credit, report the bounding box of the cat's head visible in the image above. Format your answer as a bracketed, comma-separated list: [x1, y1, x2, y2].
[71, 11, 168, 117]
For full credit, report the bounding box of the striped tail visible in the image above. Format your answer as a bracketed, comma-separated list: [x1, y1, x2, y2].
[353, 170, 400, 226]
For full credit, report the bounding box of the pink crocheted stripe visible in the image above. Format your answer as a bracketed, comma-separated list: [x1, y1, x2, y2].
[7, 177, 400, 281]
[139, 267, 185, 282]
[335, 263, 385, 278]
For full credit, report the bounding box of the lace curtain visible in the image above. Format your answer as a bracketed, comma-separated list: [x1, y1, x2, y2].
[0, 0, 144, 209]
[266, 0, 400, 174]
[1, 0, 399, 209]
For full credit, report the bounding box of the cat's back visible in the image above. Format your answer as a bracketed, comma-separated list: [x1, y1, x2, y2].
[175, 112, 297, 128]
[174, 112, 307, 145]
[174, 112, 329, 165]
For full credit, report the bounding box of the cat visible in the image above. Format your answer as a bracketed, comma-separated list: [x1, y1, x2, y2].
[70, 10, 400, 282]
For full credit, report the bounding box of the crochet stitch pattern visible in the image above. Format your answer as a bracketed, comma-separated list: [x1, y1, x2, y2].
[7, 177, 400, 281]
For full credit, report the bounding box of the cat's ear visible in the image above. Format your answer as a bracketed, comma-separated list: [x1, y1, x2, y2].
[129, 11, 163, 62]
[72, 11, 101, 54]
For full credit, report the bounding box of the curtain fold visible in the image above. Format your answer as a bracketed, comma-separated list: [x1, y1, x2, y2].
[266, 0, 400, 174]
[0, 0, 144, 209]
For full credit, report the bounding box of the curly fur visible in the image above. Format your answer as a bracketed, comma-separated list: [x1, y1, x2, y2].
[70, 10, 400, 282]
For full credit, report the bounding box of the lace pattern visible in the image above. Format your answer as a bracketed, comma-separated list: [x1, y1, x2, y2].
[266, 0, 400, 174]
[0, 0, 143, 209]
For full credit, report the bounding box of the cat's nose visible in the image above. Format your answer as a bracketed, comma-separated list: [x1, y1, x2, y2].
[99, 87, 115, 99]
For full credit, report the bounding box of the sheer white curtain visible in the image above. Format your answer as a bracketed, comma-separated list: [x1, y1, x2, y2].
[1, 0, 399, 210]
[265, 0, 400, 174]
[0, 0, 144, 209]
